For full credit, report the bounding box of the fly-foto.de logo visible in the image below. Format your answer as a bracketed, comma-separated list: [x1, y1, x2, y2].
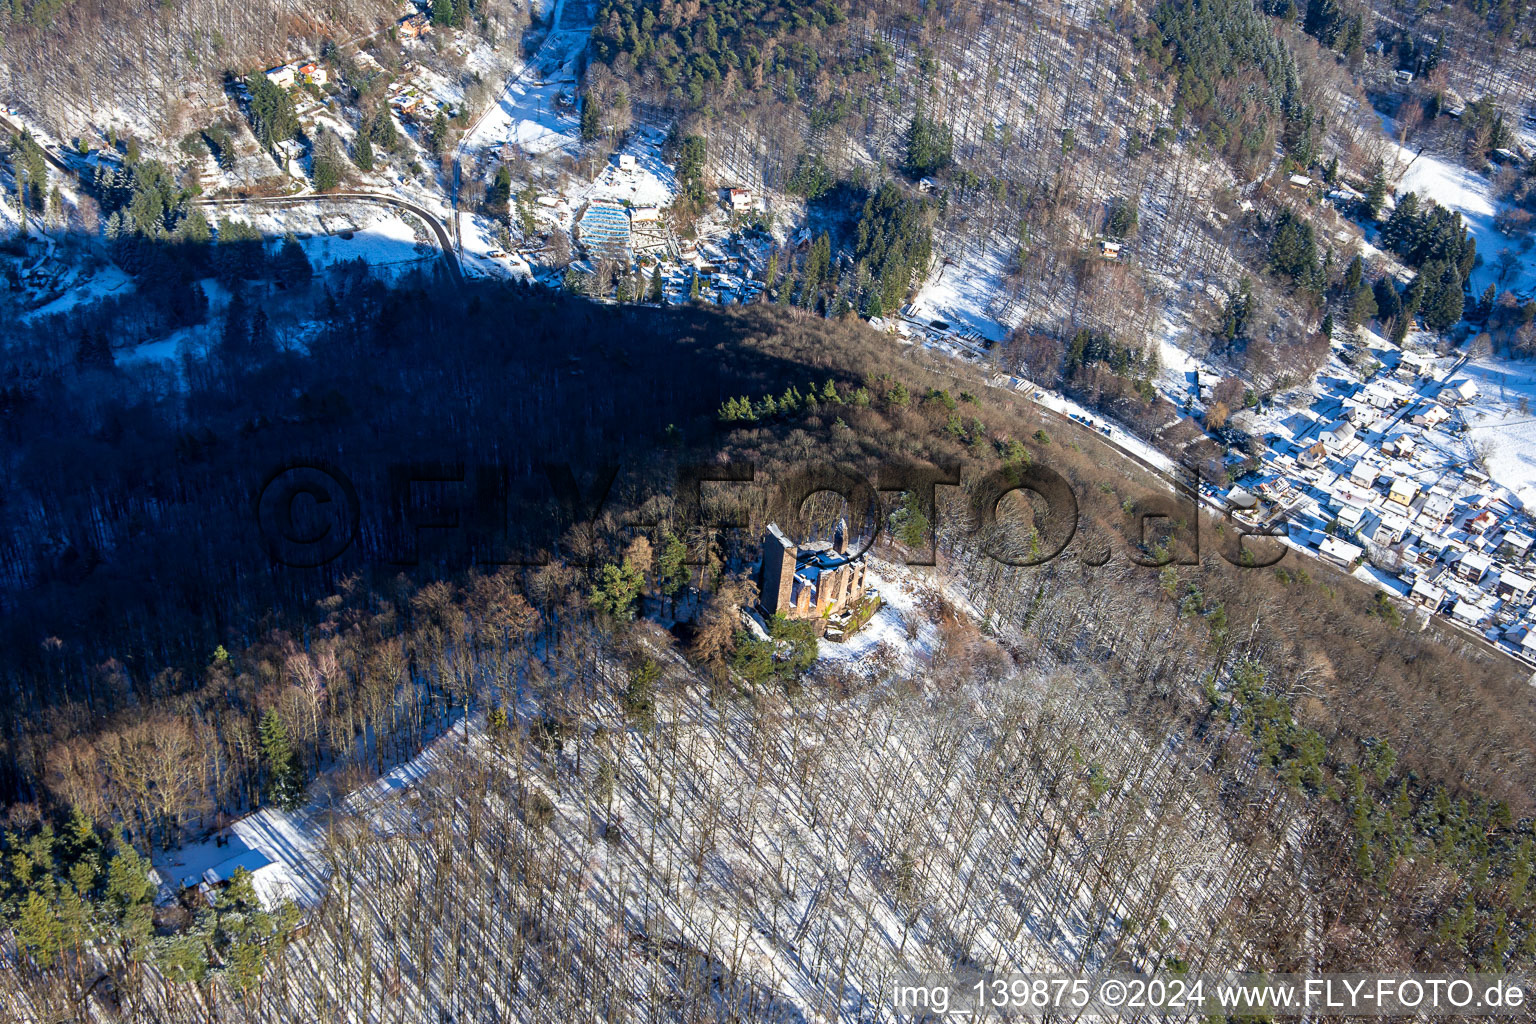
[253, 458, 1288, 570]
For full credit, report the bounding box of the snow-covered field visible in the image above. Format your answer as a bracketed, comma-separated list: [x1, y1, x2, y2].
[1390, 141, 1536, 298]
[907, 243, 1017, 343]
[1460, 356, 1536, 506]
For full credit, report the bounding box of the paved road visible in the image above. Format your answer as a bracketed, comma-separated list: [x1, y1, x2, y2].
[3, 111, 462, 283]
[451, 0, 574, 252]
[196, 192, 463, 284]
[0, 111, 75, 175]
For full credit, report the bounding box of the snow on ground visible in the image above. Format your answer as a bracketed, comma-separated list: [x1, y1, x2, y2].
[227, 206, 441, 275]
[1390, 141, 1536, 298]
[1459, 355, 1536, 506]
[819, 559, 941, 670]
[152, 805, 327, 908]
[21, 262, 133, 321]
[907, 243, 1016, 343]
[458, 0, 586, 161]
[155, 713, 479, 910]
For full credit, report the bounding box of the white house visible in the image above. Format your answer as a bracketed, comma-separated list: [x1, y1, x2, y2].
[618, 153, 637, 171]
[1323, 420, 1357, 450]
[1413, 403, 1451, 428]
[1420, 490, 1455, 527]
[1452, 598, 1492, 627]
[1337, 503, 1367, 530]
[1500, 531, 1534, 559]
[1443, 379, 1480, 404]
[1410, 577, 1446, 609]
[1319, 535, 1364, 567]
[1349, 460, 1380, 488]
[263, 65, 295, 88]
[1345, 402, 1379, 428]
[1400, 350, 1435, 376]
[1372, 513, 1411, 547]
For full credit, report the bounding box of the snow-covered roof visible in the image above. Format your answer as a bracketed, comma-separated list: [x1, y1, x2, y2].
[202, 849, 276, 886]
[1319, 536, 1363, 564]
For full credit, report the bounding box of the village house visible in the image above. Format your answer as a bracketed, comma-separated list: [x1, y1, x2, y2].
[1466, 508, 1498, 535]
[297, 62, 328, 86]
[263, 65, 295, 88]
[724, 187, 754, 212]
[1345, 402, 1379, 428]
[1099, 239, 1123, 261]
[1400, 350, 1435, 376]
[618, 153, 637, 171]
[1410, 577, 1447, 609]
[1372, 513, 1411, 547]
[1318, 535, 1363, 567]
[1323, 420, 1356, 451]
[1412, 403, 1451, 428]
[1452, 597, 1493, 628]
[1499, 530, 1534, 560]
[1297, 440, 1328, 469]
[1498, 572, 1536, 605]
[1348, 459, 1379, 488]
[1387, 477, 1419, 509]
[398, 13, 431, 38]
[1415, 535, 1454, 568]
[1386, 434, 1417, 459]
[1419, 490, 1456, 528]
[1442, 379, 1480, 405]
[1457, 551, 1493, 583]
[192, 849, 293, 910]
[1337, 503, 1368, 532]
[758, 522, 875, 638]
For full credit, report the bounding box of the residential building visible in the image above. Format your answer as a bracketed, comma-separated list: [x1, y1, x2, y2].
[1323, 420, 1356, 450]
[1348, 460, 1379, 488]
[1443, 379, 1479, 404]
[1372, 513, 1411, 547]
[1499, 531, 1534, 560]
[1412, 403, 1451, 428]
[1452, 598, 1492, 627]
[1419, 490, 1455, 528]
[398, 13, 431, 37]
[1319, 535, 1363, 567]
[1298, 440, 1328, 468]
[1410, 577, 1446, 609]
[1387, 477, 1419, 508]
[196, 849, 293, 909]
[1458, 551, 1493, 582]
[264, 65, 295, 88]
[1498, 572, 1536, 605]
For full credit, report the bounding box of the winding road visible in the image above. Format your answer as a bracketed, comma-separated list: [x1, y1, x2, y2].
[3, 110, 463, 282]
[195, 193, 463, 284]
